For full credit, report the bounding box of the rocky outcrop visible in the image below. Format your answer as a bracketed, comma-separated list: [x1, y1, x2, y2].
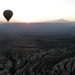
[51, 57, 75, 75]
[0, 49, 75, 75]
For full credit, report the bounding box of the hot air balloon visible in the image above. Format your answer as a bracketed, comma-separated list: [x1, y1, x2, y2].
[3, 10, 13, 22]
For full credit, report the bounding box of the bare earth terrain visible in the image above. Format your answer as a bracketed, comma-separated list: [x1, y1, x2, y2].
[0, 23, 75, 75]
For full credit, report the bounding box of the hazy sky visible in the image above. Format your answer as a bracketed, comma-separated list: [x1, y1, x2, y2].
[0, 0, 75, 22]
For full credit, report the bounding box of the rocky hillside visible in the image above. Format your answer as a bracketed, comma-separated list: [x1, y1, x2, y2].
[0, 48, 75, 75]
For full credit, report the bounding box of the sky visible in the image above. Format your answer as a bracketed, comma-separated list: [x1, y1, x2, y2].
[0, 0, 75, 22]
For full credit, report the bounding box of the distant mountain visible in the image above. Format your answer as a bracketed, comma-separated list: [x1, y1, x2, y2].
[46, 18, 71, 23]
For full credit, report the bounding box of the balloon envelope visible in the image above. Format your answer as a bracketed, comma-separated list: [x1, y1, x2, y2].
[3, 10, 13, 22]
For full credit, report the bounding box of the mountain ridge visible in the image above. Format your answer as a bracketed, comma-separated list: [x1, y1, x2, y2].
[46, 18, 72, 23]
